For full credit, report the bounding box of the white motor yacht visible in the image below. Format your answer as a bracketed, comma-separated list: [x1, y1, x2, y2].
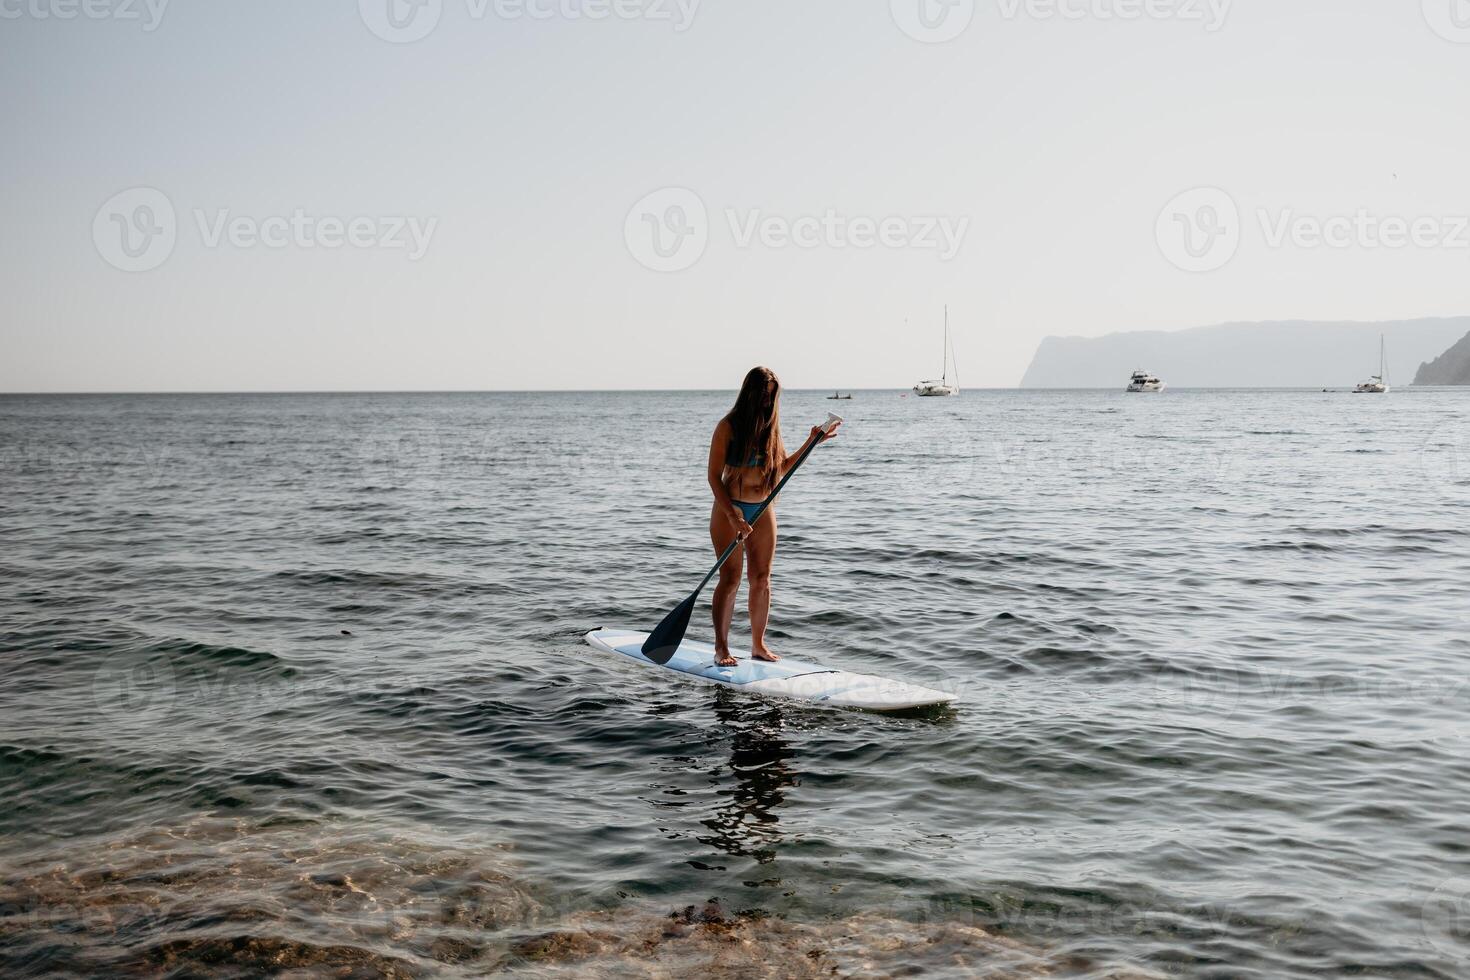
[1126, 371, 1166, 393]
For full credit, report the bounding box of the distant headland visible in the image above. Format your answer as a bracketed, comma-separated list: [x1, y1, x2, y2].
[1020, 317, 1470, 388]
[1413, 331, 1470, 386]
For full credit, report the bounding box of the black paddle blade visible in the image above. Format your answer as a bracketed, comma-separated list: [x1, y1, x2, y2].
[642, 593, 696, 665]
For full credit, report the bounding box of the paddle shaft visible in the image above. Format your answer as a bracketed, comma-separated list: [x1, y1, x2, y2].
[692, 431, 827, 596]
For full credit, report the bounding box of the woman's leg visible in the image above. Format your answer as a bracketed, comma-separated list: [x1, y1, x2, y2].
[709, 505, 743, 667]
[744, 509, 779, 662]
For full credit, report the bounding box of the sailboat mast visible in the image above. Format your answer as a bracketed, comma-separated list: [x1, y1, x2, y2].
[942, 306, 948, 386]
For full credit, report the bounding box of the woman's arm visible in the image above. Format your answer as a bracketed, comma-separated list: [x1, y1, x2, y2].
[708, 420, 753, 537]
[776, 422, 840, 476]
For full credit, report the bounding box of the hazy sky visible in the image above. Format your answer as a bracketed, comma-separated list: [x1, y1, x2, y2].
[3, 0, 1469, 391]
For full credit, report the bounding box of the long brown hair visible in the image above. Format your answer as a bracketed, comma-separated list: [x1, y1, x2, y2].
[725, 366, 783, 490]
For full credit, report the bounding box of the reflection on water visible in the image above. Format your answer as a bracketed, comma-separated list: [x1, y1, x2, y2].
[699, 693, 797, 863]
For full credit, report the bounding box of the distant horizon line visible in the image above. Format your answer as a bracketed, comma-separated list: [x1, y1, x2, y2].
[1, 385, 1461, 396]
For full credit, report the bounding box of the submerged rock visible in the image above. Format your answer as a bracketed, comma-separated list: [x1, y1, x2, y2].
[1, 818, 1163, 979]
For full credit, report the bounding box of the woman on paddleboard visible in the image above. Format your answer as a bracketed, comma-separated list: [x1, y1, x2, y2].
[708, 367, 840, 668]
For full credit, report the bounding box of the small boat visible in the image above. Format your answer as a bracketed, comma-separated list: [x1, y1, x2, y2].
[827, 392, 853, 400]
[913, 306, 959, 397]
[1126, 370, 1166, 393]
[1353, 335, 1391, 394]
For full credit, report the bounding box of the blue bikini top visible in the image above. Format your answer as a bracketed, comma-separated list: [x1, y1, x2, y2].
[728, 441, 765, 468]
[726, 449, 764, 470]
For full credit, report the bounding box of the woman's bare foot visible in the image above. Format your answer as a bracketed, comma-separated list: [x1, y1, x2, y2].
[751, 645, 780, 663]
[714, 649, 738, 667]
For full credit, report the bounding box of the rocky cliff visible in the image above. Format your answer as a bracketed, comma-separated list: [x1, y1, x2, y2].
[1413, 331, 1470, 385]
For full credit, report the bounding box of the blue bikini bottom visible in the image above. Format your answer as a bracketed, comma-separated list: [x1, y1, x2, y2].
[733, 500, 766, 524]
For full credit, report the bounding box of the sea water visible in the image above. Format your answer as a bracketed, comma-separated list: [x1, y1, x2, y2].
[1, 389, 1468, 977]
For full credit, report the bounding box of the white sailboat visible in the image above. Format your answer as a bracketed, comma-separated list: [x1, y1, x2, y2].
[913, 307, 959, 397]
[1353, 335, 1391, 394]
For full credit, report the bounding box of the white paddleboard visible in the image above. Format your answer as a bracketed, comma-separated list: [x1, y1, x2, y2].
[583, 628, 956, 712]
